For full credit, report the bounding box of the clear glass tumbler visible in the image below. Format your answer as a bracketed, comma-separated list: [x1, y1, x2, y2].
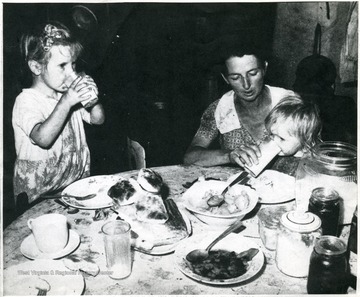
[102, 220, 132, 279]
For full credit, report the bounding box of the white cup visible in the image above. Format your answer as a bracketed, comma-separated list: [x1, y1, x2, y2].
[245, 140, 281, 177]
[27, 214, 69, 254]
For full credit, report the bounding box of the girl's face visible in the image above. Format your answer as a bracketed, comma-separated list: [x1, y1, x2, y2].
[269, 118, 303, 156]
[223, 55, 267, 102]
[40, 45, 76, 93]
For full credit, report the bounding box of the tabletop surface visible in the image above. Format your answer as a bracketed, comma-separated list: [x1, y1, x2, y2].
[3, 164, 354, 295]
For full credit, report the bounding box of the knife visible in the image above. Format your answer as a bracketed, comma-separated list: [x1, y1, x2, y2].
[221, 171, 249, 195]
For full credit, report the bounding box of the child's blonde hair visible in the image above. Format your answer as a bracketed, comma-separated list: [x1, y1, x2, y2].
[265, 95, 322, 151]
[20, 21, 83, 65]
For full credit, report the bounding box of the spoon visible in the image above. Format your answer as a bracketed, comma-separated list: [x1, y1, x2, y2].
[186, 219, 245, 263]
[221, 171, 249, 195]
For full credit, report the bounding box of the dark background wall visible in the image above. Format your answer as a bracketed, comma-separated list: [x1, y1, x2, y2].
[2, 2, 357, 227]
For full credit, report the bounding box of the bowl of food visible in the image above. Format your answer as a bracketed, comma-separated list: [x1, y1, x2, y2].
[182, 180, 258, 226]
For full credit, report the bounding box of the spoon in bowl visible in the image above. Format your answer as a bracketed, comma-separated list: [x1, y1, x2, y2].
[186, 219, 246, 263]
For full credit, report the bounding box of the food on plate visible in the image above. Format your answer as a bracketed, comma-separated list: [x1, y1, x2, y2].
[135, 193, 169, 223]
[187, 248, 259, 279]
[198, 190, 250, 215]
[247, 170, 295, 203]
[107, 179, 136, 207]
[137, 168, 163, 193]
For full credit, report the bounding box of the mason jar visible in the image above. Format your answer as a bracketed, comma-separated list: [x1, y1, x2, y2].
[308, 187, 340, 236]
[295, 141, 357, 224]
[307, 235, 348, 294]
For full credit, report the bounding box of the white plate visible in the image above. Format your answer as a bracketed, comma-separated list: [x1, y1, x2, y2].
[174, 232, 264, 285]
[230, 170, 296, 204]
[3, 259, 84, 295]
[21, 230, 80, 260]
[61, 175, 137, 209]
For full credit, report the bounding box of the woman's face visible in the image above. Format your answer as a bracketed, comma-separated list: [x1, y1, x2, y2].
[269, 118, 302, 156]
[223, 55, 267, 102]
[40, 45, 76, 93]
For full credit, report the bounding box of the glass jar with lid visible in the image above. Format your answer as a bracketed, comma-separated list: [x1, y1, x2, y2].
[275, 210, 322, 277]
[295, 141, 357, 224]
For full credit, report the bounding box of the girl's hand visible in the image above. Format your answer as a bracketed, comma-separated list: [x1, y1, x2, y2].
[229, 144, 261, 167]
[61, 75, 98, 107]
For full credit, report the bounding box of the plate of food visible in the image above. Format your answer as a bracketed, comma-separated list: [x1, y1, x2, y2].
[245, 170, 296, 204]
[61, 169, 162, 209]
[174, 232, 264, 285]
[114, 197, 192, 255]
[109, 168, 192, 255]
[61, 175, 122, 209]
[3, 259, 84, 295]
[182, 180, 258, 226]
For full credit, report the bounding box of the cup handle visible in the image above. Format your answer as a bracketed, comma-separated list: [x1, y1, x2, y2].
[27, 219, 33, 230]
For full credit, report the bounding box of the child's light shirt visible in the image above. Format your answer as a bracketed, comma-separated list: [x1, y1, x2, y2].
[12, 88, 91, 202]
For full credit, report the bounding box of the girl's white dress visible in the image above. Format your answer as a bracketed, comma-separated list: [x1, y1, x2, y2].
[12, 88, 91, 203]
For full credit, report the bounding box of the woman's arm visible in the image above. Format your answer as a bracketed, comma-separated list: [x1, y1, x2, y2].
[183, 136, 231, 166]
[184, 135, 261, 168]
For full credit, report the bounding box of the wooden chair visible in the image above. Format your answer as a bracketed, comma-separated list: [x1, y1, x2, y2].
[127, 137, 146, 170]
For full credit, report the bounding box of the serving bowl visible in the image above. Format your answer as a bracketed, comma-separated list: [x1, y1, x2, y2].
[182, 180, 259, 226]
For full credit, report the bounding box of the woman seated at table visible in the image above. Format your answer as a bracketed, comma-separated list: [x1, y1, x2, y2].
[183, 43, 295, 169]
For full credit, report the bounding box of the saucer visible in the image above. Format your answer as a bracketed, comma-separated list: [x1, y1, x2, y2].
[20, 230, 80, 260]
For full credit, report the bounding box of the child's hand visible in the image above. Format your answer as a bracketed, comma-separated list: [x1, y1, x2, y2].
[61, 75, 98, 107]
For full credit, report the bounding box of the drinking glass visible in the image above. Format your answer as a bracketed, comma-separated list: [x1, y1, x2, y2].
[102, 221, 132, 279]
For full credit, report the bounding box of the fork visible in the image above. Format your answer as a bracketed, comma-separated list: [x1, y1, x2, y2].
[40, 193, 96, 200]
[37, 289, 47, 295]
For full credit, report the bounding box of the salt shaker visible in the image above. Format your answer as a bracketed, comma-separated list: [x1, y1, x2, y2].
[307, 235, 348, 294]
[275, 210, 322, 277]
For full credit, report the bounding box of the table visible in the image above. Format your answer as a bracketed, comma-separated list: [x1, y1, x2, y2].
[3, 164, 353, 295]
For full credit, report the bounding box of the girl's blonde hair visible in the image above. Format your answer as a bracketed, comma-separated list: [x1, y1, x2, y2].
[20, 21, 83, 65]
[265, 95, 322, 151]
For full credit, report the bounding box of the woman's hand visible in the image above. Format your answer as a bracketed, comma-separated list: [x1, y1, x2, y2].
[229, 144, 261, 167]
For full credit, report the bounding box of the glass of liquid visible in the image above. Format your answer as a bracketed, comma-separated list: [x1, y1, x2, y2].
[102, 220, 132, 279]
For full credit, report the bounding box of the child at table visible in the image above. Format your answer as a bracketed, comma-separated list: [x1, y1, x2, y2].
[12, 21, 105, 207]
[264, 95, 322, 157]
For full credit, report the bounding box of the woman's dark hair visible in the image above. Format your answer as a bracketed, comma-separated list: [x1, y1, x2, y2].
[219, 40, 268, 73]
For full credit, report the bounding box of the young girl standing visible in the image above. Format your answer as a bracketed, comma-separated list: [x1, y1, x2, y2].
[12, 21, 105, 206]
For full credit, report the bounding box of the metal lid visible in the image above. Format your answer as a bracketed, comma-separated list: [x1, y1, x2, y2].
[310, 187, 339, 202]
[280, 211, 321, 232]
[315, 235, 347, 255]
